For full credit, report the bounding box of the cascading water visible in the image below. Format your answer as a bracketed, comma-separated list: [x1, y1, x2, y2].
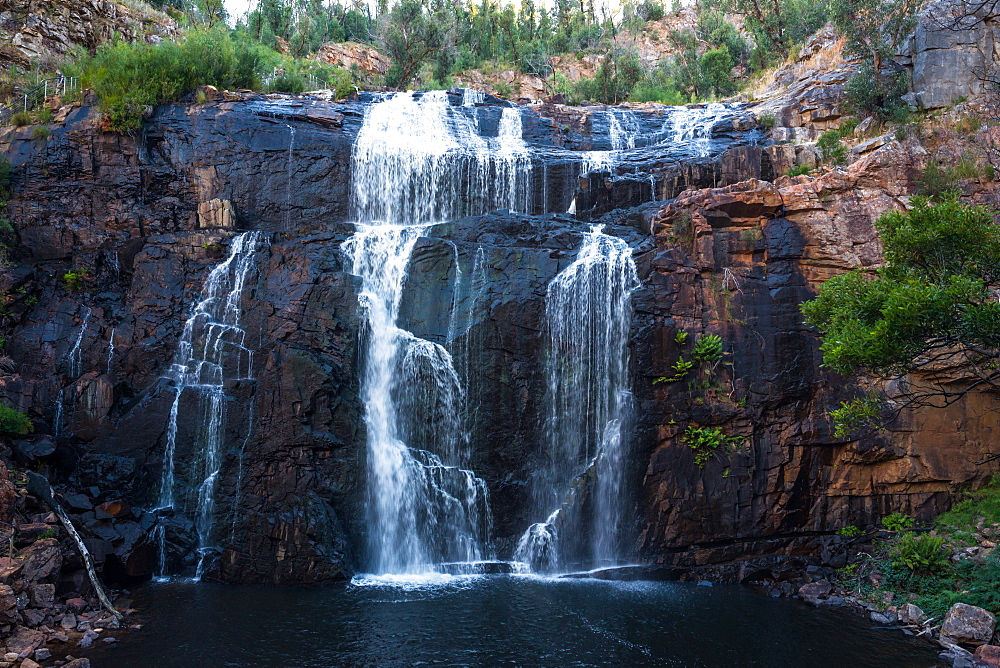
[515, 225, 639, 572]
[663, 103, 731, 157]
[347, 90, 534, 576]
[155, 231, 266, 579]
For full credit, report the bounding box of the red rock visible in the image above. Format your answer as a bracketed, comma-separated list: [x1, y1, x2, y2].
[975, 645, 1000, 666]
[5, 626, 44, 657]
[65, 598, 87, 615]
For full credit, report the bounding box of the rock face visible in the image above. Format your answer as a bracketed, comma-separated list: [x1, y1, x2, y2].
[314, 42, 390, 77]
[0, 89, 998, 585]
[902, 0, 1000, 110]
[0, 0, 177, 68]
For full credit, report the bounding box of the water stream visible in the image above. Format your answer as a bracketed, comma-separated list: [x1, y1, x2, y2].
[155, 231, 266, 579]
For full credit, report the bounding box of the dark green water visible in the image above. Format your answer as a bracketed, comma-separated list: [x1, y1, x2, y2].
[86, 575, 939, 667]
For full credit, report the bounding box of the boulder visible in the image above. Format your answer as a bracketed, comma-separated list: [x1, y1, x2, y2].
[899, 602, 927, 625]
[94, 500, 130, 520]
[941, 603, 997, 646]
[975, 645, 1000, 667]
[797, 579, 832, 605]
[26, 584, 53, 608]
[65, 598, 87, 615]
[17, 539, 61, 584]
[4, 627, 43, 657]
[63, 659, 91, 668]
[20, 658, 40, 668]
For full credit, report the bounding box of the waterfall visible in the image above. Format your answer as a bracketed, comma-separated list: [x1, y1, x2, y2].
[155, 231, 266, 579]
[106, 327, 115, 375]
[67, 307, 92, 378]
[515, 225, 639, 572]
[347, 90, 537, 575]
[663, 103, 731, 157]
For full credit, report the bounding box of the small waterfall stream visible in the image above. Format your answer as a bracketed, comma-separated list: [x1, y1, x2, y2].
[155, 231, 266, 579]
[515, 225, 639, 572]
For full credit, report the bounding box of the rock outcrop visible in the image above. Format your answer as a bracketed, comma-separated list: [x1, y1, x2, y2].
[0, 0, 177, 69]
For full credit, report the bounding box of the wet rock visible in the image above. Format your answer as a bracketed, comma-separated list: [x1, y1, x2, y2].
[63, 659, 91, 668]
[26, 584, 54, 609]
[17, 540, 61, 584]
[870, 612, 892, 624]
[12, 439, 55, 461]
[797, 579, 831, 605]
[974, 645, 1000, 667]
[60, 495, 91, 512]
[940, 642, 977, 668]
[5, 627, 43, 657]
[942, 603, 996, 646]
[94, 500, 130, 520]
[64, 599, 86, 615]
[77, 630, 98, 648]
[59, 614, 75, 631]
[33, 648, 51, 661]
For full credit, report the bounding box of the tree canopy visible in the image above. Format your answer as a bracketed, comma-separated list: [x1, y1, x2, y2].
[803, 197, 1000, 416]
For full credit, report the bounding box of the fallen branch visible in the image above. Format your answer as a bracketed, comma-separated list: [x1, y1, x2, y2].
[25, 472, 122, 621]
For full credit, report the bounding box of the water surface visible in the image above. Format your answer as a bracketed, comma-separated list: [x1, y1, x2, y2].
[87, 576, 938, 667]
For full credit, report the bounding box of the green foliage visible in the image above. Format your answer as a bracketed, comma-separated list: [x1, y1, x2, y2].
[830, 394, 881, 438]
[0, 404, 32, 437]
[882, 512, 916, 532]
[891, 532, 948, 573]
[72, 28, 271, 132]
[918, 160, 960, 198]
[61, 269, 89, 292]
[664, 356, 695, 382]
[817, 129, 847, 165]
[845, 63, 909, 122]
[674, 330, 689, 345]
[10, 112, 30, 128]
[37, 528, 57, 540]
[692, 333, 724, 363]
[31, 126, 50, 140]
[758, 112, 776, 129]
[0, 156, 10, 202]
[724, 0, 830, 60]
[786, 164, 811, 177]
[936, 476, 1000, 537]
[380, 0, 444, 89]
[573, 51, 644, 104]
[681, 424, 744, 468]
[837, 525, 864, 537]
[802, 197, 1000, 379]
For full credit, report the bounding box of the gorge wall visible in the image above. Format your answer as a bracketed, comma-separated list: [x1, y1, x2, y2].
[0, 87, 997, 585]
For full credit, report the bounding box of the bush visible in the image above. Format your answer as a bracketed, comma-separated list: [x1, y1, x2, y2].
[786, 164, 811, 177]
[574, 51, 644, 104]
[62, 269, 89, 292]
[846, 64, 908, 122]
[31, 126, 50, 140]
[10, 112, 30, 127]
[0, 156, 10, 201]
[891, 532, 948, 573]
[72, 28, 271, 132]
[882, 512, 916, 532]
[837, 525, 864, 537]
[817, 129, 847, 165]
[829, 394, 881, 438]
[918, 161, 960, 198]
[758, 112, 776, 129]
[681, 424, 744, 468]
[0, 404, 32, 436]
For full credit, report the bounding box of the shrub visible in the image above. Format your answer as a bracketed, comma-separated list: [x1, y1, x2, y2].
[846, 64, 908, 122]
[0, 404, 32, 436]
[882, 512, 916, 532]
[692, 334, 724, 363]
[786, 164, 811, 177]
[73, 28, 272, 132]
[918, 161, 959, 198]
[34, 107, 52, 124]
[62, 269, 89, 292]
[837, 525, 864, 537]
[758, 112, 776, 129]
[10, 112, 30, 127]
[891, 532, 948, 573]
[31, 126, 50, 140]
[0, 156, 11, 201]
[681, 424, 744, 468]
[817, 130, 847, 165]
[829, 394, 881, 438]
